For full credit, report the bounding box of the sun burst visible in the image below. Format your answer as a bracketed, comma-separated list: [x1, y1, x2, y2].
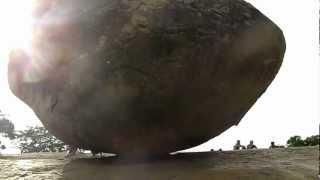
[0, 0, 35, 55]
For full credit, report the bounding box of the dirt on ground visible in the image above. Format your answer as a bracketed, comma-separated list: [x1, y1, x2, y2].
[0, 146, 318, 180]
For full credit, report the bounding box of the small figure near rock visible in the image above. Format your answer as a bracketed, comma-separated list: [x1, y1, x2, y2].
[247, 140, 257, 149]
[91, 150, 103, 158]
[233, 140, 246, 150]
[269, 141, 285, 149]
[218, 149, 223, 152]
[65, 145, 78, 158]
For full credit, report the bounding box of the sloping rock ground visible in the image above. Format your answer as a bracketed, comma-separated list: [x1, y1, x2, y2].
[0, 146, 318, 180]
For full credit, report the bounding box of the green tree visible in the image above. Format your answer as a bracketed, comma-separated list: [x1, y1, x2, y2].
[0, 113, 15, 139]
[16, 126, 66, 153]
[287, 135, 320, 147]
[304, 135, 319, 146]
[0, 141, 6, 150]
[0, 111, 15, 151]
[287, 135, 305, 147]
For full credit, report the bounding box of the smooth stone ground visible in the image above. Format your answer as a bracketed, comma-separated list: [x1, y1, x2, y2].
[8, 0, 285, 156]
[0, 146, 318, 180]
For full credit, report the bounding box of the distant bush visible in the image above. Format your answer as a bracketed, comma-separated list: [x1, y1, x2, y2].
[0, 117, 15, 139]
[0, 112, 15, 152]
[1, 110, 67, 153]
[0, 144, 5, 150]
[304, 135, 319, 146]
[287, 135, 319, 147]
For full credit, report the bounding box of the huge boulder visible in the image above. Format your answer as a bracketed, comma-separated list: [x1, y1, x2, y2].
[8, 0, 285, 157]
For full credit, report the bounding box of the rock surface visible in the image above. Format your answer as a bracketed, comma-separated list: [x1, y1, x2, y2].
[8, 0, 285, 156]
[0, 146, 318, 180]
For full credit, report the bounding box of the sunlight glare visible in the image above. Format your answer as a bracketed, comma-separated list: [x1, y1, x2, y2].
[0, 0, 35, 56]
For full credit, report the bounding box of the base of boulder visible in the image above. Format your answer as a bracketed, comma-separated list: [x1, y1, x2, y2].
[0, 146, 317, 180]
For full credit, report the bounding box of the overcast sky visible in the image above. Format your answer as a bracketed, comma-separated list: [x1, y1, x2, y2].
[0, 0, 319, 153]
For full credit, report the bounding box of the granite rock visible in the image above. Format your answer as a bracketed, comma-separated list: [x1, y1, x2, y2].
[8, 0, 285, 156]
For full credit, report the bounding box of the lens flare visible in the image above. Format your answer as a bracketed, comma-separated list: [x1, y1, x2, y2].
[0, 0, 35, 55]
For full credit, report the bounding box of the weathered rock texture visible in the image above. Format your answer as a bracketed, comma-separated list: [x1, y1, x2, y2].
[8, 0, 285, 156]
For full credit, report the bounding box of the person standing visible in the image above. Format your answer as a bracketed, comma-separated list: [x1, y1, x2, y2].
[65, 145, 78, 158]
[246, 140, 257, 149]
[233, 140, 246, 150]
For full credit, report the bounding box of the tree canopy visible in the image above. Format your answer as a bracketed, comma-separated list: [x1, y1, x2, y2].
[304, 135, 319, 146]
[0, 111, 16, 150]
[287, 135, 319, 147]
[0, 110, 68, 153]
[15, 126, 66, 153]
[0, 113, 15, 139]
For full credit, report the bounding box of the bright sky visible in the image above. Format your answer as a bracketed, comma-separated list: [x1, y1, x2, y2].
[0, 0, 319, 153]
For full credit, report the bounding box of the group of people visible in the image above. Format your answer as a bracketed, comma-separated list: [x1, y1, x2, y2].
[233, 140, 284, 150]
[233, 140, 257, 150]
[65, 140, 286, 158]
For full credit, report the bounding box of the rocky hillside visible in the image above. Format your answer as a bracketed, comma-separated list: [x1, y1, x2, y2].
[0, 146, 318, 180]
